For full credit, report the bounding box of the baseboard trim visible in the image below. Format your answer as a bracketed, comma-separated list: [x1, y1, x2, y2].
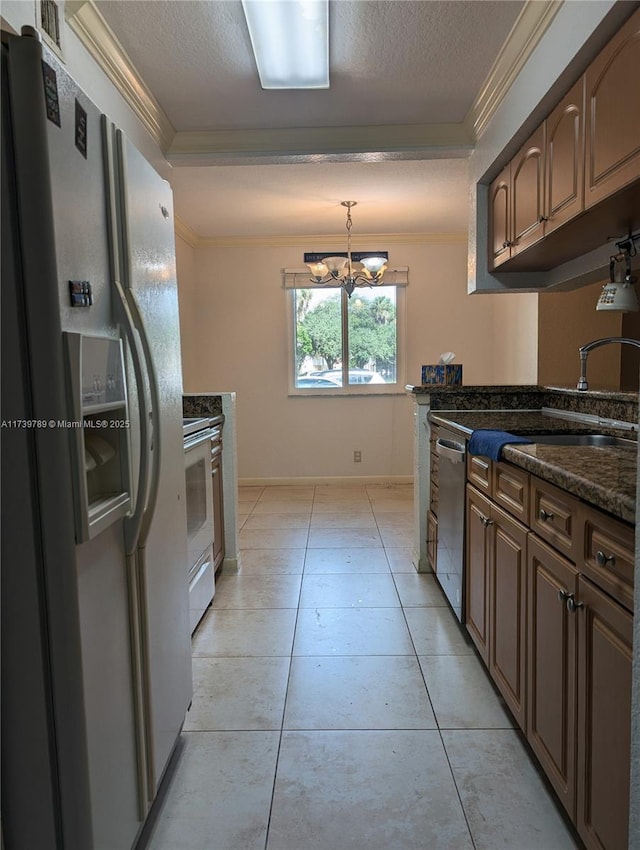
[220, 555, 241, 575]
[238, 475, 414, 487]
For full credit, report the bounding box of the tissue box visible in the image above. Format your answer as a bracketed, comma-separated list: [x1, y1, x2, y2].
[421, 364, 463, 386]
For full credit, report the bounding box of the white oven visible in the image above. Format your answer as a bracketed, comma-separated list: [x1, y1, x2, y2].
[183, 419, 215, 632]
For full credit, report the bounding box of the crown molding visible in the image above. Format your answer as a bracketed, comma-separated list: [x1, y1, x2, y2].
[465, 0, 562, 139]
[174, 216, 200, 248]
[64, 0, 559, 163]
[65, 0, 175, 151]
[166, 124, 473, 165]
[174, 231, 467, 249]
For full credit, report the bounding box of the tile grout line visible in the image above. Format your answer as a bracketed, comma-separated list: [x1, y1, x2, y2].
[261, 483, 317, 850]
[376, 489, 480, 850]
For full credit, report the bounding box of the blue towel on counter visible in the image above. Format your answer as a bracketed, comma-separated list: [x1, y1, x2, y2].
[468, 429, 533, 461]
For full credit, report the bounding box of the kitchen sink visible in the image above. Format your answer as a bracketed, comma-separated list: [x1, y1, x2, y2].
[520, 434, 637, 448]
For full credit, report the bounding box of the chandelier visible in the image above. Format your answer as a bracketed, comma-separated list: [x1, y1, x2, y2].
[304, 201, 388, 298]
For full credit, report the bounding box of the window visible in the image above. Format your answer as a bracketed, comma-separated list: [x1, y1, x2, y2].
[288, 284, 405, 394]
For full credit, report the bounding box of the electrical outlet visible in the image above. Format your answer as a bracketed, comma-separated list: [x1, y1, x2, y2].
[353, 450, 362, 463]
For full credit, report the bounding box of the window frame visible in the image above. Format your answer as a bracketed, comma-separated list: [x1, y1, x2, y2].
[287, 283, 407, 396]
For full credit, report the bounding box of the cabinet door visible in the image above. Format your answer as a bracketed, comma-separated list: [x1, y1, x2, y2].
[584, 7, 640, 208]
[545, 77, 585, 234]
[511, 124, 545, 257]
[489, 164, 511, 268]
[465, 485, 491, 663]
[527, 535, 578, 819]
[576, 576, 632, 850]
[489, 503, 528, 730]
[426, 510, 437, 572]
[211, 448, 225, 571]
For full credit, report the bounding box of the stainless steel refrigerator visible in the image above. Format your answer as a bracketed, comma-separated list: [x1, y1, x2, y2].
[2, 28, 192, 850]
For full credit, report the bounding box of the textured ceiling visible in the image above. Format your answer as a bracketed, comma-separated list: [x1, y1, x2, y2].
[98, 0, 524, 131]
[95, 0, 526, 238]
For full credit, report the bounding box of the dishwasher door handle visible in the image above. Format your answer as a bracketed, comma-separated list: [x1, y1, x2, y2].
[435, 438, 466, 463]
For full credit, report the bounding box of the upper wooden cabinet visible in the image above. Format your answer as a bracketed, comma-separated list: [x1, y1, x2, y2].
[511, 124, 546, 257]
[489, 128, 546, 269]
[585, 8, 640, 208]
[488, 8, 639, 272]
[546, 77, 585, 234]
[489, 164, 511, 267]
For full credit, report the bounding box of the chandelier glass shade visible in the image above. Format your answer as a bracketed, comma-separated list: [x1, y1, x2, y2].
[304, 201, 389, 297]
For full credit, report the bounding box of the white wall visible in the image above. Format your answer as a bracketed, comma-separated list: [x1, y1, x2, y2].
[175, 235, 199, 383]
[177, 239, 537, 481]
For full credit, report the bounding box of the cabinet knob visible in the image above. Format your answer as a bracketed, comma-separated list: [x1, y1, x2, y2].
[595, 550, 616, 568]
[539, 508, 554, 522]
[557, 589, 568, 604]
[480, 515, 494, 527]
[566, 595, 584, 614]
[502, 240, 513, 249]
[538, 215, 549, 223]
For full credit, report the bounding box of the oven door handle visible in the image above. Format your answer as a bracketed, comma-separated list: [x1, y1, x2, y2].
[184, 429, 214, 452]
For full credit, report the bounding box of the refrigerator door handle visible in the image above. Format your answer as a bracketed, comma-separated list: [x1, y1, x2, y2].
[114, 129, 162, 549]
[102, 117, 151, 557]
[114, 280, 152, 553]
[127, 287, 162, 548]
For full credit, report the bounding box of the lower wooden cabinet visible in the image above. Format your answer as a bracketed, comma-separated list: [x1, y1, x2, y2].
[576, 575, 633, 850]
[465, 484, 527, 729]
[489, 502, 527, 731]
[466, 485, 491, 664]
[466, 466, 634, 850]
[527, 535, 632, 850]
[527, 535, 579, 818]
[426, 510, 437, 572]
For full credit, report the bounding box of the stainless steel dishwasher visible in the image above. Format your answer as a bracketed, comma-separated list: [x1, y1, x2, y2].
[435, 428, 466, 621]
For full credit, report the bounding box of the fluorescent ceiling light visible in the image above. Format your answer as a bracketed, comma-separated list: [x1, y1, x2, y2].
[241, 0, 329, 89]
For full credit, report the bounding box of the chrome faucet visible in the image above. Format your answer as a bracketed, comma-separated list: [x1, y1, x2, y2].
[577, 336, 640, 390]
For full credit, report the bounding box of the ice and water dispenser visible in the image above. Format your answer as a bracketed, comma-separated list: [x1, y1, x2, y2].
[64, 333, 132, 542]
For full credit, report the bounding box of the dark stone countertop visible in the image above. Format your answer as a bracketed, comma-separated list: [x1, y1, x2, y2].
[429, 410, 637, 524]
[183, 394, 223, 418]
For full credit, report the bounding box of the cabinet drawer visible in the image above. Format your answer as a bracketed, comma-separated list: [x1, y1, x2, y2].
[530, 477, 580, 561]
[493, 462, 529, 523]
[467, 454, 492, 495]
[582, 507, 634, 612]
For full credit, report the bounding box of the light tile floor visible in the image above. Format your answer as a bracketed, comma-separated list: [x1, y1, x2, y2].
[144, 484, 580, 850]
